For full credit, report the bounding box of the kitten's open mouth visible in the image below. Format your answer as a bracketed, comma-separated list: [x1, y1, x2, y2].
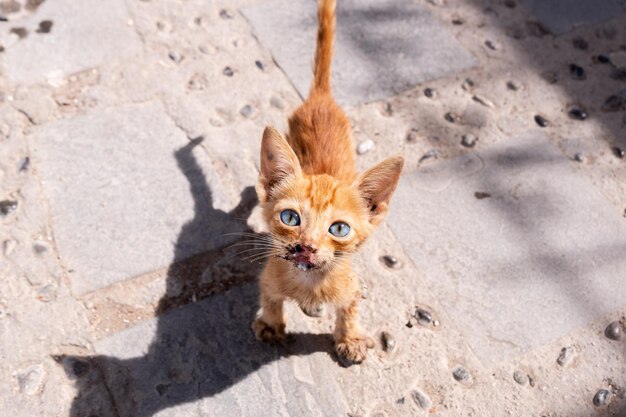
[280, 253, 320, 271]
[295, 262, 315, 271]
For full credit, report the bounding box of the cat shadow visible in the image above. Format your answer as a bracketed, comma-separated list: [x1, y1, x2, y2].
[62, 138, 335, 417]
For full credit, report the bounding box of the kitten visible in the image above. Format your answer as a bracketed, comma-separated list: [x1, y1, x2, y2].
[252, 0, 404, 365]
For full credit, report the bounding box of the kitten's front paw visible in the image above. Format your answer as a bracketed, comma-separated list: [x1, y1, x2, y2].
[252, 318, 286, 344]
[335, 336, 374, 366]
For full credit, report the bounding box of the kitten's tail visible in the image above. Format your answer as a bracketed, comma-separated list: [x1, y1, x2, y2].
[311, 0, 336, 96]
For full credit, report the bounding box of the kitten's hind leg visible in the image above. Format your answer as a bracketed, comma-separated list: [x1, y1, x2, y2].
[333, 295, 374, 366]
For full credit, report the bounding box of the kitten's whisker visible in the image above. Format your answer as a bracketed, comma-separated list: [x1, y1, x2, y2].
[235, 247, 279, 256]
[241, 249, 283, 262]
[228, 241, 279, 249]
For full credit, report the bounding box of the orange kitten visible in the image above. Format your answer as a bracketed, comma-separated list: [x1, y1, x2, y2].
[252, 0, 404, 365]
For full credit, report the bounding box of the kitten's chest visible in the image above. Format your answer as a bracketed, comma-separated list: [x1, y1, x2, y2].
[279, 268, 356, 305]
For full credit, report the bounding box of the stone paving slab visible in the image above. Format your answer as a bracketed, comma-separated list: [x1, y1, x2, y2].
[90, 284, 348, 417]
[387, 131, 626, 366]
[519, 0, 624, 35]
[1, 0, 142, 85]
[242, 0, 477, 106]
[29, 102, 249, 295]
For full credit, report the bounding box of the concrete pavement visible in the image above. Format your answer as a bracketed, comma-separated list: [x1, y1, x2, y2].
[0, 0, 625, 416]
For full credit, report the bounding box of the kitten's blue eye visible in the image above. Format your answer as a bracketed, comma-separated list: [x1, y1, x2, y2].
[280, 209, 300, 226]
[329, 222, 350, 237]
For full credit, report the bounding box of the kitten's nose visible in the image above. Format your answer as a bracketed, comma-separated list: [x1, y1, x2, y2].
[295, 243, 317, 254]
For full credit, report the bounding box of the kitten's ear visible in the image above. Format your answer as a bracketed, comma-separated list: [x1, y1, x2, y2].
[257, 126, 302, 203]
[355, 156, 404, 226]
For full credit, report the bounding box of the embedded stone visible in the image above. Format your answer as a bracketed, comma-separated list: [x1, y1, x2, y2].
[410, 388, 431, 408]
[604, 321, 621, 340]
[557, 346, 574, 366]
[452, 366, 469, 381]
[513, 370, 528, 385]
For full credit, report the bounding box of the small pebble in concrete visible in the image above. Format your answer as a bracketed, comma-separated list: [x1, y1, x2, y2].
[381, 255, 399, 268]
[594, 54, 611, 64]
[612, 147, 625, 159]
[541, 71, 558, 84]
[36, 20, 53, 34]
[255, 60, 264, 71]
[0, 200, 18, 216]
[270, 95, 286, 110]
[461, 78, 475, 91]
[156, 20, 172, 32]
[484, 40, 499, 50]
[604, 321, 622, 340]
[156, 383, 170, 396]
[534, 115, 549, 127]
[380, 102, 393, 117]
[601, 93, 626, 112]
[410, 389, 432, 409]
[18, 156, 30, 172]
[526, 21, 550, 37]
[506, 80, 522, 91]
[569, 64, 586, 80]
[571, 37, 588, 50]
[219, 9, 235, 19]
[568, 107, 587, 120]
[473, 95, 494, 108]
[444, 112, 459, 123]
[381, 331, 397, 353]
[451, 16, 464, 25]
[513, 370, 528, 386]
[452, 366, 469, 381]
[573, 153, 585, 163]
[419, 149, 438, 163]
[474, 191, 491, 199]
[406, 129, 419, 143]
[414, 308, 433, 326]
[10, 27, 28, 39]
[187, 73, 208, 91]
[557, 346, 575, 366]
[33, 240, 49, 255]
[223, 66, 234, 77]
[357, 139, 375, 155]
[461, 134, 478, 148]
[593, 389, 610, 406]
[239, 105, 254, 118]
[423, 87, 436, 98]
[168, 51, 183, 63]
[506, 26, 525, 40]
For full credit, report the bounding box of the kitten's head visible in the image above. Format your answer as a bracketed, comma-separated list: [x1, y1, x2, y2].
[256, 127, 403, 272]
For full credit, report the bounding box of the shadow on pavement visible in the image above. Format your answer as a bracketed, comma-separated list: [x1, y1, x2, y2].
[57, 1, 626, 415]
[60, 138, 335, 416]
